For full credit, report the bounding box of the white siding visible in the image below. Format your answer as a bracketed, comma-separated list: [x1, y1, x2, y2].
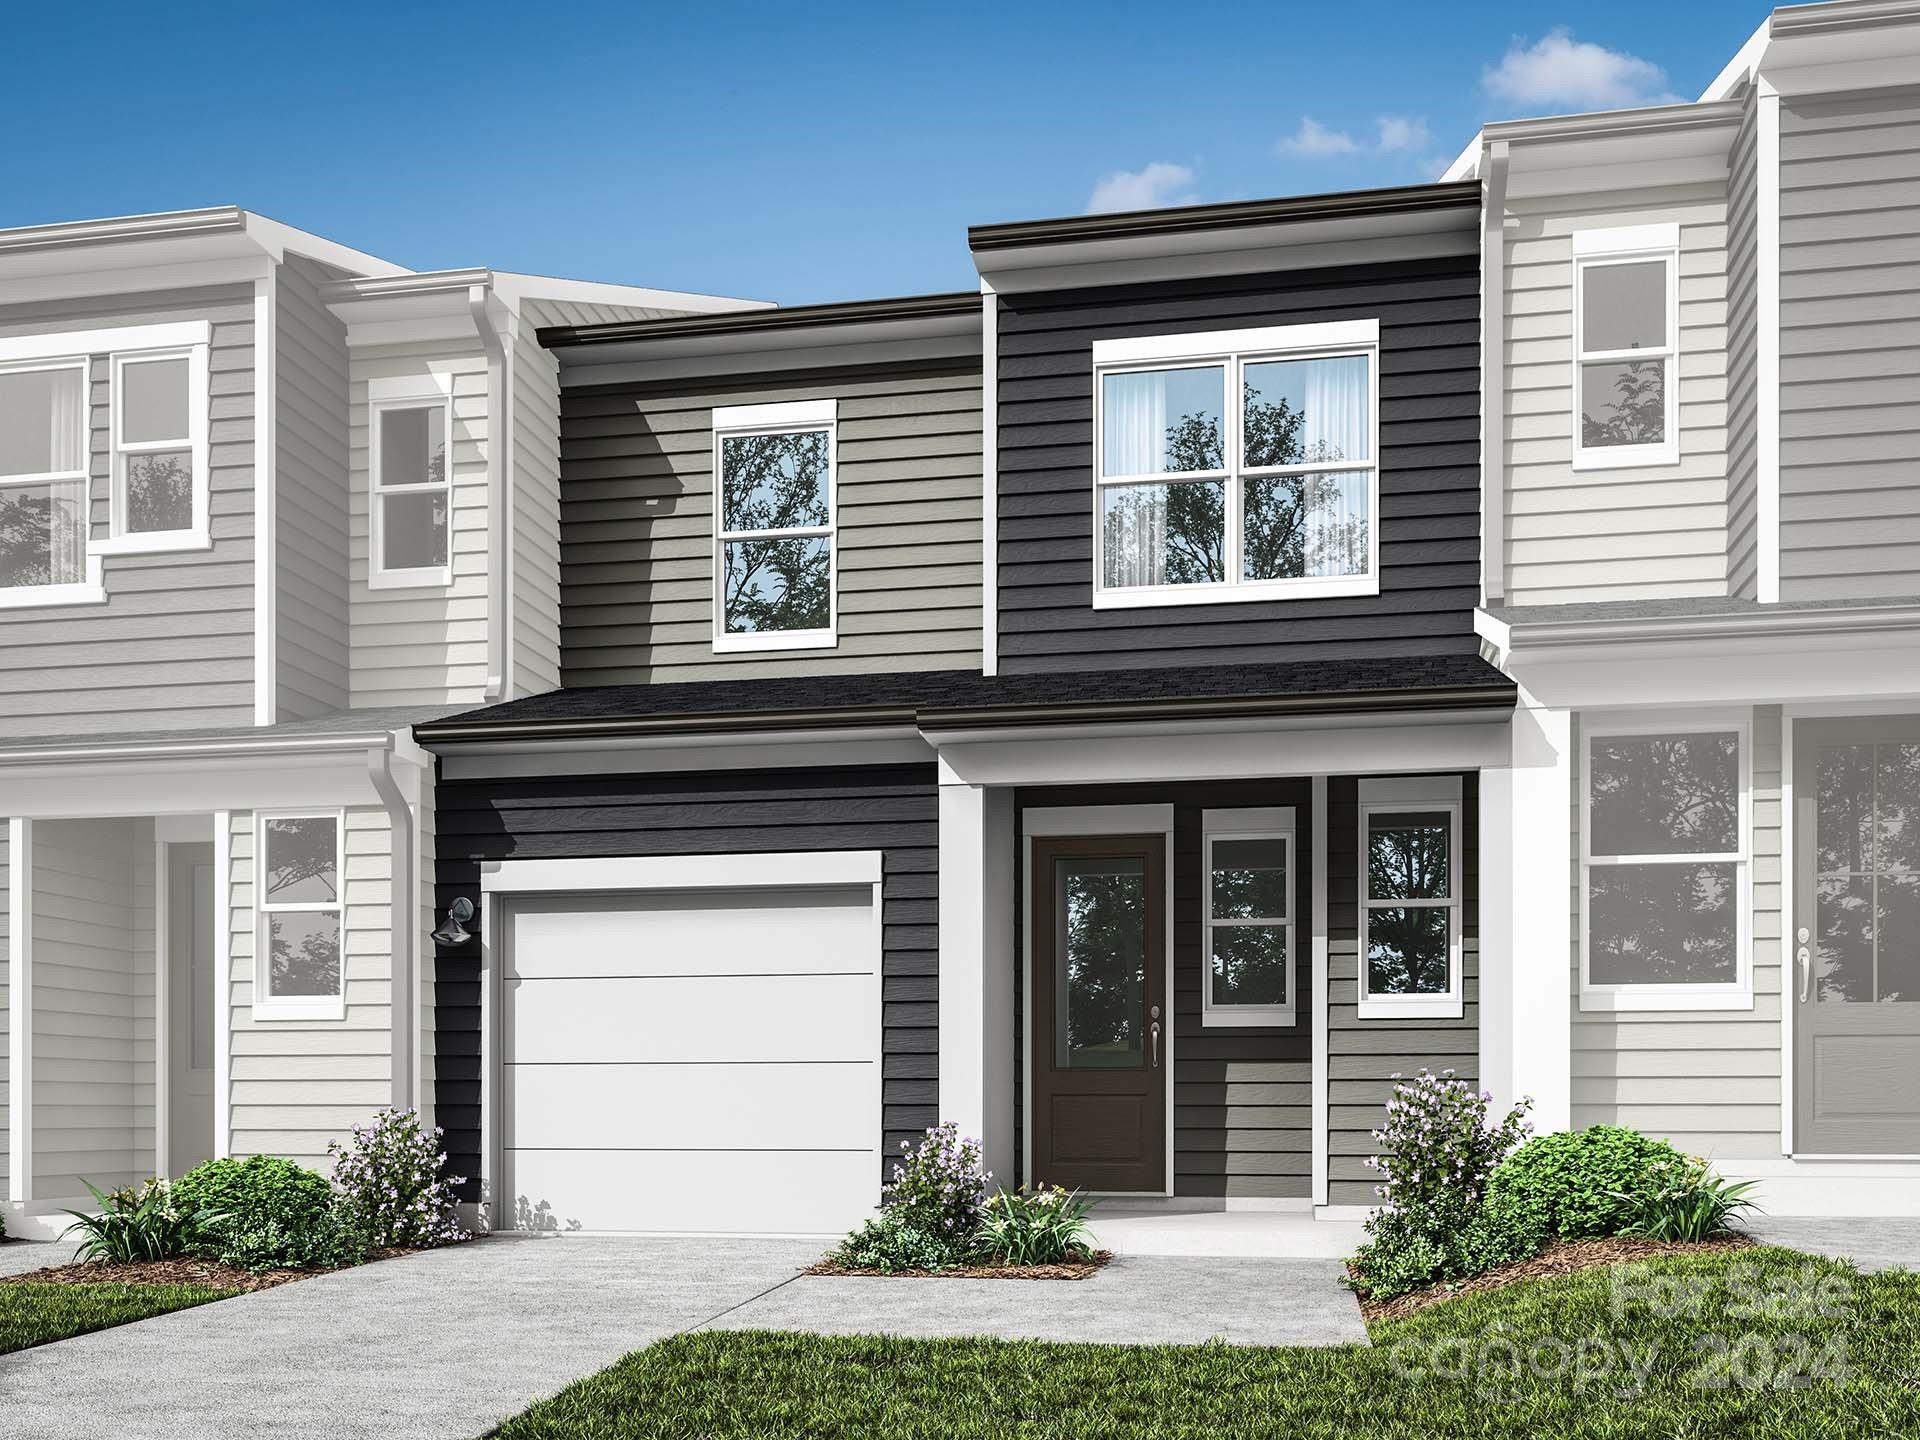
[347, 351, 492, 707]
[226, 807, 395, 1170]
[1568, 707, 1783, 1158]
[1503, 188, 1732, 605]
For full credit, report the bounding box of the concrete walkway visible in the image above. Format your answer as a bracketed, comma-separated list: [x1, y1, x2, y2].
[0, 1240, 67, 1278]
[1749, 1217, 1920, 1272]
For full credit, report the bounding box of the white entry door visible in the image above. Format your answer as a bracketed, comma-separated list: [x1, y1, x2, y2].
[500, 883, 882, 1234]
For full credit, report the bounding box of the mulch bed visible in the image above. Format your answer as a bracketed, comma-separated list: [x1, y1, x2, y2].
[1357, 1233, 1758, 1323]
[807, 1251, 1112, 1281]
[0, 1247, 418, 1294]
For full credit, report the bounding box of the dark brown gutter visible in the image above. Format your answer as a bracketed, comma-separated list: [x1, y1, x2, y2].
[539, 291, 981, 350]
[967, 181, 1482, 253]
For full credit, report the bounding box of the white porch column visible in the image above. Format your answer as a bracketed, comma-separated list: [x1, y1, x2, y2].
[1480, 691, 1573, 1133]
[936, 763, 1015, 1184]
[7, 817, 31, 1204]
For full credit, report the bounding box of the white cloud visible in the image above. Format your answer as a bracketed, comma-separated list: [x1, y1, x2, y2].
[1483, 28, 1682, 110]
[1277, 118, 1359, 157]
[1085, 161, 1197, 214]
[1375, 116, 1432, 153]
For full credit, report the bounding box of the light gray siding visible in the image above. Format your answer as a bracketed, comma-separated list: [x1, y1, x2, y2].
[1503, 190, 1731, 605]
[1, 823, 9, 1195]
[1568, 707, 1783, 1158]
[1779, 88, 1920, 602]
[1725, 95, 1762, 600]
[0, 288, 255, 738]
[508, 302, 570, 698]
[276, 256, 353, 720]
[559, 362, 983, 685]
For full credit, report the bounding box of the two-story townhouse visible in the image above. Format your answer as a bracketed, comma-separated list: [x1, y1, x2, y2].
[1458, 0, 1920, 1214]
[411, 184, 1522, 1234]
[0, 208, 760, 1238]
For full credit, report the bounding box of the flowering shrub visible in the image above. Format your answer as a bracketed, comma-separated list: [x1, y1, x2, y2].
[884, 1123, 989, 1249]
[976, 1185, 1095, 1266]
[329, 1108, 468, 1250]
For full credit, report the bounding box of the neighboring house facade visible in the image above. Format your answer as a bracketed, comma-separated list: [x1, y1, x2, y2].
[0, 208, 760, 1238]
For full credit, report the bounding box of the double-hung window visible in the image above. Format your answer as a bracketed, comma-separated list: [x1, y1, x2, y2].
[1203, 808, 1296, 1027]
[1573, 225, 1679, 469]
[255, 812, 346, 1021]
[108, 348, 208, 547]
[1358, 776, 1463, 1020]
[0, 358, 91, 602]
[712, 399, 836, 651]
[369, 386, 454, 588]
[1581, 720, 1749, 1011]
[1091, 319, 1378, 607]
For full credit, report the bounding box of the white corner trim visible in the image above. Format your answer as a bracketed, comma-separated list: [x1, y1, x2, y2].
[712, 398, 837, 430]
[479, 851, 883, 895]
[1092, 318, 1379, 366]
[212, 809, 232, 1160]
[1310, 776, 1330, 1207]
[252, 274, 278, 726]
[7, 817, 32, 1203]
[1571, 222, 1680, 256]
[981, 281, 998, 677]
[0, 319, 210, 364]
[1756, 83, 1782, 604]
[1780, 709, 1796, 1154]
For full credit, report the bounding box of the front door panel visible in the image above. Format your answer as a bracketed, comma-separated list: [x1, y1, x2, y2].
[1795, 720, 1920, 1154]
[1031, 835, 1167, 1191]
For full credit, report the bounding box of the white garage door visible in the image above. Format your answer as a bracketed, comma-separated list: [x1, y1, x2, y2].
[501, 883, 881, 1234]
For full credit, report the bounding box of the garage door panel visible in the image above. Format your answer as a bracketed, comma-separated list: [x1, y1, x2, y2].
[501, 1149, 875, 1235]
[507, 888, 873, 980]
[503, 1061, 875, 1151]
[505, 973, 873, 1064]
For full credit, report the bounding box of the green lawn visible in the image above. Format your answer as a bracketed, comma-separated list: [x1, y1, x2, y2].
[495, 1248, 1920, 1439]
[0, 1282, 239, 1355]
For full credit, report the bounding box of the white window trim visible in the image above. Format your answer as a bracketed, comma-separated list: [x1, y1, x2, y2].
[0, 354, 107, 605]
[1090, 318, 1380, 609]
[1572, 224, 1680, 472]
[711, 399, 838, 653]
[95, 345, 212, 556]
[1580, 714, 1752, 1013]
[1358, 775, 1464, 1021]
[367, 390, 456, 590]
[252, 810, 347, 1022]
[1202, 806, 1297, 1028]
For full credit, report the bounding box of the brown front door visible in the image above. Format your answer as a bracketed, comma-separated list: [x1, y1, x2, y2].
[1031, 835, 1167, 1192]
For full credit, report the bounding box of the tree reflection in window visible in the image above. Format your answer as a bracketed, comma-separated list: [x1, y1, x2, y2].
[720, 429, 832, 634]
[1056, 857, 1146, 1068]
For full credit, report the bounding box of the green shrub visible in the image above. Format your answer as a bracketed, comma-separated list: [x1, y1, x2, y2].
[830, 1212, 959, 1273]
[172, 1156, 362, 1271]
[1624, 1158, 1761, 1242]
[975, 1186, 1095, 1266]
[1488, 1126, 1688, 1240]
[60, 1179, 225, 1264]
[214, 1210, 367, 1273]
[1348, 1188, 1548, 1301]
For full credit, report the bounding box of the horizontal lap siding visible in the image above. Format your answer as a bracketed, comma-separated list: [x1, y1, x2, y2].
[276, 256, 353, 719]
[1327, 775, 1479, 1207]
[559, 363, 983, 685]
[1725, 97, 1762, 600]
[0, 288, 254, 736]
[509, 302, 571, 698]
[1504, 189, 1732, 605]
[1779, 88, 1920, 601]
[1567, 709, 1783, 1155]
[226, 808, 396, 1170]
[994, 258, 1480, 670]
[430, 764, 939, 1201]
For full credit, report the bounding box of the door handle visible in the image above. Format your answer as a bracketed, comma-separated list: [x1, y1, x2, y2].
[1149, 1004, 1161, 1069]
[1798, 944, 1811, 1003]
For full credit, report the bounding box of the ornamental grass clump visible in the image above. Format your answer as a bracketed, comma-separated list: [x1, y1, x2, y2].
[329, 1107, 469, 1250]
[61, 1179, 225, 1264]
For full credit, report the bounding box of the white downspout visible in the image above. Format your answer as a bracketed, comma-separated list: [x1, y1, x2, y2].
[368, 745, 416, 1112]
[468, 284, 509, 700]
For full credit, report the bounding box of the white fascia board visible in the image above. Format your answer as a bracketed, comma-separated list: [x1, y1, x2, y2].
[480, 851, 883, 895]
[490, 270, 772, 315]
[1439, 131, 1484, 181]
[432, 729, 932, 781]
[1701, 14, 1773, 100]
[244, 212, 411, 278]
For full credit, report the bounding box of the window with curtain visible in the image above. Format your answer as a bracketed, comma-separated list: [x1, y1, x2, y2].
[0, 361, 89, 591]
[1093, 324, 1378, 604]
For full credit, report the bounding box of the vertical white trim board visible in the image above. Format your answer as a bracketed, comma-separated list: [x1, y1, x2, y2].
[980, 281, 998, 677]
[154, 837, 171, 1179]
[7, 817, 32, 1203]
[212, 810, 232, 1159]
[252, 275, 279, 725]
[1756, 83, 1782, 604]
[1310, 775, 1330, 1207]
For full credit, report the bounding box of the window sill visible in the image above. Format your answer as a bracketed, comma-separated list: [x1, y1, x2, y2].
[1579, 986, 1752, 1013]
[1202, 1007, 1297, 1029]
[251, 997, 348, 1023]
[0, 557, 108, 609]
[367, 566, 454, 591]
[1356, 996, 1464, 1021]
[1572, 443, 1680, 472]
[1093, 575, 1379, 610]
[89, 529, 211, 558]
[713, 629, 838, 653]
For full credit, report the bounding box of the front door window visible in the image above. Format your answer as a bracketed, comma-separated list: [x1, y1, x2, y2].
[1055, 856, 1147, 1069]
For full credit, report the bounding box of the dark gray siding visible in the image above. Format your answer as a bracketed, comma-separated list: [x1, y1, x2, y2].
[1015, 779, 1313, 1199]
[558, 360, 982, 685]
[430, 763, 938, 1199]
[1327, 773, 1480, 1207]
[995, 256, 1480, 672]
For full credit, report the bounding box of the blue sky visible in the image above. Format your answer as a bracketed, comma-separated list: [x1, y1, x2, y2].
[4, 2, 1764, 304]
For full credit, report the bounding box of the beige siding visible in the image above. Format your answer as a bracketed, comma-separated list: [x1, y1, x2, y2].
[0, 288, 255, 737]
[1725, 95, 1762, 600]
[1779, 88, 1920, 601]
[347, 350, 492, 707]
[1568, 708, 1782, 1158]
[30, 818, 153, 1199]
[276, 256, 353, 719]
[561, 363, 984, 684]
[1503, 190, 1731, 605]
[226, 807, 394, 1170]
